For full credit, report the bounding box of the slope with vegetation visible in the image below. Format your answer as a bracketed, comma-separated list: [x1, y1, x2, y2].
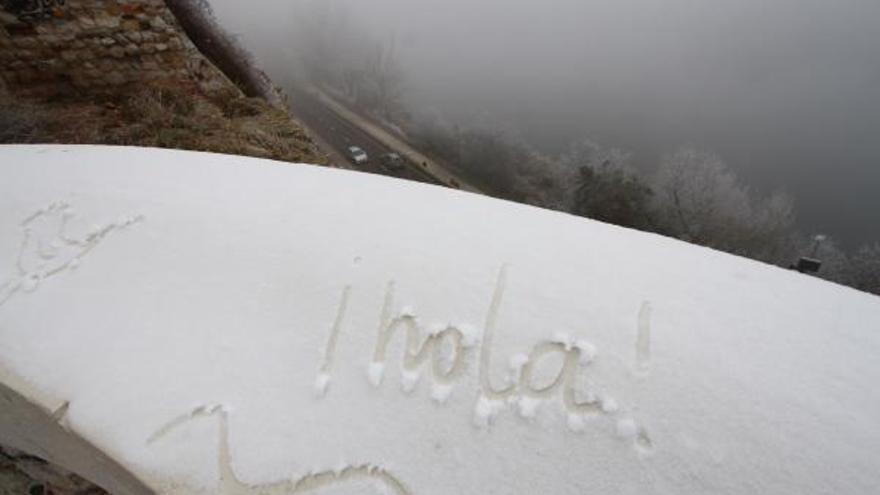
[0, 0, 324, 165]
[1, 82, 322, 163]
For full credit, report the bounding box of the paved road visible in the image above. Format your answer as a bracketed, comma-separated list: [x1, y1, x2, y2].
[287, 86, 440, 186]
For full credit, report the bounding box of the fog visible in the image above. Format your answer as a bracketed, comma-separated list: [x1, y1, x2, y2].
[209, 0, 879, 247]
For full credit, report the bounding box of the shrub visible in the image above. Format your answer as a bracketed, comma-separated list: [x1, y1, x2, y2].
[572, 161, 654, 230]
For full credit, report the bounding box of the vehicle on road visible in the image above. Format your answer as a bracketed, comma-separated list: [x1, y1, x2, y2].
[347, 146, 368, 165]
[379, 153, 405, 173]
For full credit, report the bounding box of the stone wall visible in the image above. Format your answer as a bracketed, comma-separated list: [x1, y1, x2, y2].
[0, 0, 236, 98]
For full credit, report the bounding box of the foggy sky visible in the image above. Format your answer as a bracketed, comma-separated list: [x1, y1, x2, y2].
[210, 0, 880, 247]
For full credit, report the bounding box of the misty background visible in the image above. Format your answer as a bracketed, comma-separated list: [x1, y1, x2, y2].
[208, 0, 879, 248]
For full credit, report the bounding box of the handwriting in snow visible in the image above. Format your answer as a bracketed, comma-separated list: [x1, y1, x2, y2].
[315, 264, 654, 450]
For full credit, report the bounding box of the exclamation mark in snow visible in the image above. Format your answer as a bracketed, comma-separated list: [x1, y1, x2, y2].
[636, 301, 652, 373]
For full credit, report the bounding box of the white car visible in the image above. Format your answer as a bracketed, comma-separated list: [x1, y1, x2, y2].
[347, 146, 368, 165]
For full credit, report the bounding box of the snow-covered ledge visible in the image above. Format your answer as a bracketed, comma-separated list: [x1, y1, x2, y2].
[1, 145, 879, 494]
[0, 366, 152, 494]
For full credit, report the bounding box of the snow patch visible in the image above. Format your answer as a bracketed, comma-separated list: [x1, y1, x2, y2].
[313, 373, 331, 398]
[473, 395, 504, 428]
[516, 396, 542, 419]
[567, 413, 586, 432]
[551, 332, 573, 350]
[430, 383, 454, 404]
[574, 339, 597, 364]
[398, 306, 417, 318]
[400, 368, 421, 394]
[427, 323, 447, 336]
[616, 418, 639, 440]
[601, 397, 619, 414]
[367, 362, 386, 387]
[21, 273, 41, 292]
[457, 324, 481, 347]
[508, 352, 530, 378]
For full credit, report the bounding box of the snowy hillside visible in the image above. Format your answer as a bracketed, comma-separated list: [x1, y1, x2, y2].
[1, 145, 878, 495]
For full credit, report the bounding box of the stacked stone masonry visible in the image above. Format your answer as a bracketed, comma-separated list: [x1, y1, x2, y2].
[0, 0, 236, 98]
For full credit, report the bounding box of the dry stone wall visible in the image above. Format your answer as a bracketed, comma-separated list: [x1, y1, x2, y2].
[0, 0, 236, 98]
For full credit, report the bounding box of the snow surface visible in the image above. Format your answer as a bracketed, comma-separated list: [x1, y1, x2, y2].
[1, 145, 879, 494]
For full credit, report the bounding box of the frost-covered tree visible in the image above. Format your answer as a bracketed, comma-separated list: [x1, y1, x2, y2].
[791, 234, 851, 284]
[408, 121, 565, 206]
[738, 191, 798, 264]
[562, 140, 653, 229]
[652, 147, 748, 244]
[510, 150, 567, 210]
[847, 243, 880, 295]
[651, 146, 795, 263]
[455, 129, 528, 196]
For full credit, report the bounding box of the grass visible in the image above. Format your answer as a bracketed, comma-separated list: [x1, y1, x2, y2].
[0, 82, 326, 165]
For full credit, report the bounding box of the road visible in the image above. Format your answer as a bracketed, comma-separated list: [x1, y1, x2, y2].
[286, 86, 440, 186]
